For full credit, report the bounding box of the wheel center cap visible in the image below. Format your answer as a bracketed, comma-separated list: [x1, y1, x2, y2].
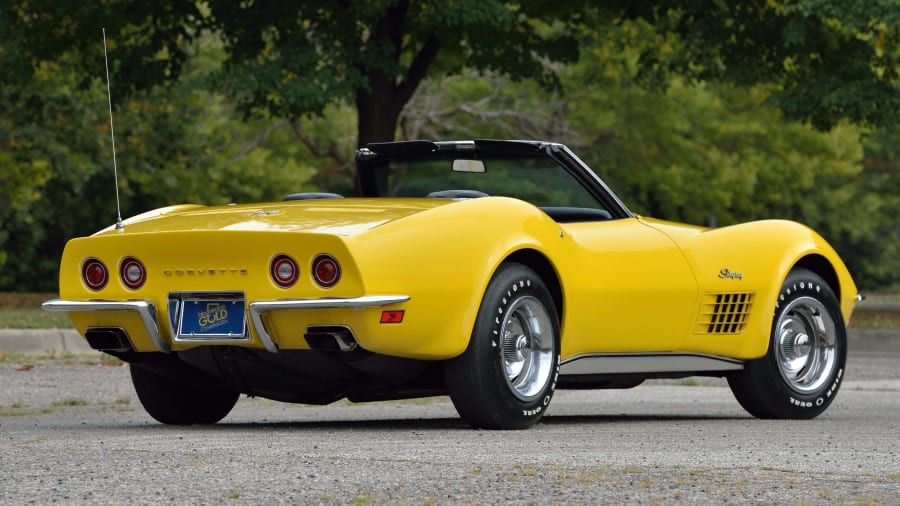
[795, 333, 811, 355]
[515, 335, 528, 357]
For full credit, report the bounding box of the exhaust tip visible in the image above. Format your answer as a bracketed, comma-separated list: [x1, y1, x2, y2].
[84, 327, 134, 353]
[304, 326, 359, 352]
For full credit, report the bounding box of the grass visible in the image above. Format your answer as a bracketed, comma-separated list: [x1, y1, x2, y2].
[0, 308, 72, 329]
[1, 392, 132, 419]
[0, 292, 57, 308]
[0, 292, 70, 329]
[0, 405, 56, 417]
[52, 398, 89, 407]
[850, 306, 900, 330]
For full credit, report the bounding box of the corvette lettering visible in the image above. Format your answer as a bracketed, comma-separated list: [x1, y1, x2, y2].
[163, 268, 248, 276]
[719, 268, 743, 280]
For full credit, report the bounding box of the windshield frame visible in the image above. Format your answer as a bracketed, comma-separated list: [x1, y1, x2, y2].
[356, 140, 633, 220]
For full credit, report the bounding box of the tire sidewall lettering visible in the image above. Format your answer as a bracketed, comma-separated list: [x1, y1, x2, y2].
[788, 367, 842, 409]
[446, 263, 560, 428]
[489, 276, 559, 420]
[771, 274, 845, 413]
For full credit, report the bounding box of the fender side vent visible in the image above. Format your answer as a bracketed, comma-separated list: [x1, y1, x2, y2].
[697, 292, 754, 334]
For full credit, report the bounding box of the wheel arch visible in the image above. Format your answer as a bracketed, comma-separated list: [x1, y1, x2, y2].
[503, 249, 564, 323]
[791, 254, 841, 301]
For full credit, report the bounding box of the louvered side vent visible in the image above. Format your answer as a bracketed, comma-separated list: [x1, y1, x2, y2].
[697, 292, 754, 334]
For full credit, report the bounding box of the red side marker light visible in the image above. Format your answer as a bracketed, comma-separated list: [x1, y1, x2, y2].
[380, 310, 405, 324]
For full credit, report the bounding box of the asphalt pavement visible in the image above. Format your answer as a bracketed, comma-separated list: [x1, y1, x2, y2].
[2, 338, 899, 504]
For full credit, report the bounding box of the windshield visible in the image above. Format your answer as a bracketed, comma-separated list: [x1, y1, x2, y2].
[366, 155, 603, 209]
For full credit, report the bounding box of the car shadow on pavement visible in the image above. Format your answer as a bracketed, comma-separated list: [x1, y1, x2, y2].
[117, 413, 751, 432]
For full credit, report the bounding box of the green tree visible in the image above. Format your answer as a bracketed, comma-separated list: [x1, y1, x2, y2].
[2, 1, 899, 290]
[204, 0, 586, 148]
[0, 1, 586, 146]
[7, 1, 896, 146]
[613, 0, 900, 130]
[851, 125, 900, 289]
[0, 36, 319, 291]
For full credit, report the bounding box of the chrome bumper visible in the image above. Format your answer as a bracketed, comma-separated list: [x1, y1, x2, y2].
[42, 295, 410, 354]
[42, 299, 170, 353]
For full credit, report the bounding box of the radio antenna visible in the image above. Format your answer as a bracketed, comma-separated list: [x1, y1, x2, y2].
[102, 28, 124, 231]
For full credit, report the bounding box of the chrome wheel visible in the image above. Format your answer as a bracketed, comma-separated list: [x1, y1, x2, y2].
[728, 269, 847, 419]
[500, 295, 555, 401]
[774, 296, 839, 393]
[445, 263, 560, 429]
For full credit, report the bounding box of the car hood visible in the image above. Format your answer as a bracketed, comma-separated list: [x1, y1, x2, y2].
[94, 198, 456, 237]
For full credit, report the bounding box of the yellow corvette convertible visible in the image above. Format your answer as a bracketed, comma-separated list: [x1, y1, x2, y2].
[44, 140, 859, 429]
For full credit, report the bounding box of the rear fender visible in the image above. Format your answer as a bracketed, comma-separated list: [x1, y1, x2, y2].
[347, 197, 567, 359]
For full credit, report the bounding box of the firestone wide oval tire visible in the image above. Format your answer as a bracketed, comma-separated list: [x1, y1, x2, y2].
[130, 364, 239, 425]
[728, 268, 847, 419]
[445, 263, 560, 430]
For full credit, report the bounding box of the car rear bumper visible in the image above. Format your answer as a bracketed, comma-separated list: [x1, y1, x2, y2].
[42, 295, 410, 354]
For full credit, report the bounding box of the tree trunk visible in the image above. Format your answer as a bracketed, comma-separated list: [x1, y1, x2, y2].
[355, 74, 405, 148]
[354, 1, 439, 147]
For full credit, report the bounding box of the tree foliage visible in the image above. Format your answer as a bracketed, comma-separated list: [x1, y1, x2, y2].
[0, 36, 318, 290]
[1, 1, 899, 290]
[611, 0, 900, 130]
[391, 18, 898, 290]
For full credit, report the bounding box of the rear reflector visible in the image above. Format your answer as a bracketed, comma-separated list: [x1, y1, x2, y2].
[119, 257, 146, 290]
[380, 310, 405, 324]
[271, 254, 299, 288]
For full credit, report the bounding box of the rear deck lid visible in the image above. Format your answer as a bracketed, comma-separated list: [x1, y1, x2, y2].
[96, 198, 453, 237]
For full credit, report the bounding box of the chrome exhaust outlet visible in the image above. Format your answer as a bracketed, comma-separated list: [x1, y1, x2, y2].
[304, 326, 359, 352]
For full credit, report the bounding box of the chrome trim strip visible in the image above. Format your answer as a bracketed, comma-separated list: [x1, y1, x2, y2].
[41, 299, 170, 353]
[560, 352, 744, 376]
[248, 295, 410, 354]
[558, 144, 634, 218]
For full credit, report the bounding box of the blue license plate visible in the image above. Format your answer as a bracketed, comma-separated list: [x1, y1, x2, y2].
[178, 299, 246, 338]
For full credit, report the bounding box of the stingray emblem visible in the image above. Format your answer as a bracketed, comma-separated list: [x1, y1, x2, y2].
[719, 268, 744, 280]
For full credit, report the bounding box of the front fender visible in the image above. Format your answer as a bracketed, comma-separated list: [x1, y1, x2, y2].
[649, 219, 858, 360]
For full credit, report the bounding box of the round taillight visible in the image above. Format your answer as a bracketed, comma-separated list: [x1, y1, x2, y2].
[270, 254, 299, 288]
[312, 254, 341, 288]
[82, 258, 108, 291]
[119, 257, 146, 290]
